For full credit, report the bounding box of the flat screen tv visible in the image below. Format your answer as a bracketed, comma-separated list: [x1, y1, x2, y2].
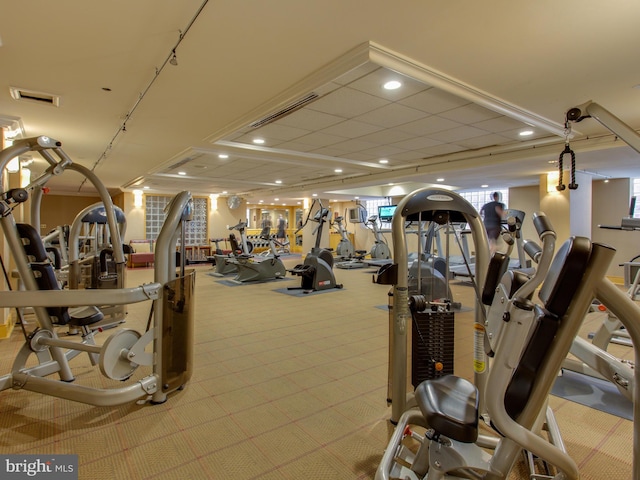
[378, 205, 397, 222]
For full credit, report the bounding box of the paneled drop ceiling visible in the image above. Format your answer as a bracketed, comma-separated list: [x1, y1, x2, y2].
[129, 43, 581, 205]
[2, 2, 640, 205]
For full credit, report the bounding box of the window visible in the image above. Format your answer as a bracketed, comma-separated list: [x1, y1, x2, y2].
[145, 195, 208, 245]
[365, 198, 392, 224]
[458, 189, 509, 214]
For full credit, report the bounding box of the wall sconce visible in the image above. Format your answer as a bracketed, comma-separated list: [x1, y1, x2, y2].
[133, 189, 143, 208]
[209, 193, 219, 211]
[20, 168, 30, 188]
[547, 172, 560, 193]
[6, 157, 19, 173]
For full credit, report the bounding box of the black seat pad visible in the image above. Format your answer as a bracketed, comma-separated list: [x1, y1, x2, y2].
[415, 375, 479, 443]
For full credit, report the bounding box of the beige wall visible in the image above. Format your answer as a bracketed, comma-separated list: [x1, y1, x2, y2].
[40, 194, 102, 235]
[592, 178, 634, 279]
[34, 179, 640, 279]
[508, 185, 539, 244]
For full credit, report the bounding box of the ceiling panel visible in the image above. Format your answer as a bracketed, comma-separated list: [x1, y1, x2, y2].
[124, 47, 637, 204]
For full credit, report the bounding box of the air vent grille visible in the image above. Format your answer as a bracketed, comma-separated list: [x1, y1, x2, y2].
[166, 157, 192, 171]
[249, 93, 319, 129]
[9, 87, 60, 107]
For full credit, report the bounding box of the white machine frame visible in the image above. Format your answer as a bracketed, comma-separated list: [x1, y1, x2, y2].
[0, 136, 195, 406]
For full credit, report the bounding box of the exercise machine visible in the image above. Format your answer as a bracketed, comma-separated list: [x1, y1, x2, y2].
[332, 215, 355, 259]
[377, 190, 640, 478]
[229, 228, 287, 283]
[523, 238, 636, 403]
[288, 199, 343, 293]
[334, 211, 369, 269]
[374, 188, 491, 422]
[0, 136, 195, 406]
[211, 220, 252, 276]
[449, 209, 529, 279]
[66, 202, 128, 332]
[376, 206, 595, 479]
[366, 215, 391, 260]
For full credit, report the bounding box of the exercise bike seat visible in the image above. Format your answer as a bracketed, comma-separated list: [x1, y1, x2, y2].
[415, 375, 479, 443]
[67, 306, 104, 327]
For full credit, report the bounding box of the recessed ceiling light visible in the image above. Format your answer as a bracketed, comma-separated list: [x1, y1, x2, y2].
[354, 196, 359, 200]
[253, 138, 265, 144]
[274, 198, 279, 201]
[297, 201, 301, 205]
[519, 130, 534, 137]
[143, 186, 150, 190]
[604, 179, 610, 183]
[218, 154, 229, 159]
[436, 178, 445, 182]
[178, 171, 186, 176]
[481, 184, 489, 188]
[312, 193, 318, 197]
[282, 203, 286, 206]
[388, 183, 394, 186]
[275, 179, 282, 184]
[335, 168, 343, 173]
[259, 200, 264, 203]
[383, 80, 402, 90]
[222, 191, 228, 194]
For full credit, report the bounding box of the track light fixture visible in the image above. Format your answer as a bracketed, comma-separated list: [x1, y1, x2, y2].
[169, 50, 178, 66]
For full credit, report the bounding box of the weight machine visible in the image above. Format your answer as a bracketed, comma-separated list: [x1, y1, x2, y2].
[0, 136, 195, 406]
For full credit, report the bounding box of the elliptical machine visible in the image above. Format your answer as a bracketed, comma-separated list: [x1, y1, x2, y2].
[288, 199, 343, 293]
[366, 214, 391, 260]
[332, 215, 355, 259]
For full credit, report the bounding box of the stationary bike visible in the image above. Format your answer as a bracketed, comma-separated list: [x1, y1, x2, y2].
[288, 199, 343, 293]
[230, 227, 287, 283]
[211, 220, 253, 276]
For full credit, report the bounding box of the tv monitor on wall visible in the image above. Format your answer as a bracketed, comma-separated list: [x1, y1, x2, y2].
[348, 207, 366, 224]
[378, 205, 397, 222]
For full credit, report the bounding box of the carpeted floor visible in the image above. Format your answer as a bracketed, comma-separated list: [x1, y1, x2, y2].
[0, 258, 634, 479]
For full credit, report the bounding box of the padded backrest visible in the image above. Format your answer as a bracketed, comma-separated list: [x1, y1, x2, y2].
[504, 236, 591, 420]
[538, 236, 592, 317]
[228, 233, 240, 254]
[29, 263, 70, 325]
[17, 223, 49, 262]
[481, 252, 510, 305]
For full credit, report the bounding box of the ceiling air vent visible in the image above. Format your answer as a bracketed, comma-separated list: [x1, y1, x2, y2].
[165, 157, 192, 172]
[249, 93, 319, 129]
[10, 87, 60, 107]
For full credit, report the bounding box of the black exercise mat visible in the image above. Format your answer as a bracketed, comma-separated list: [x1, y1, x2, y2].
[215, 277, 293, 287]
[273, 286, 345, 297]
